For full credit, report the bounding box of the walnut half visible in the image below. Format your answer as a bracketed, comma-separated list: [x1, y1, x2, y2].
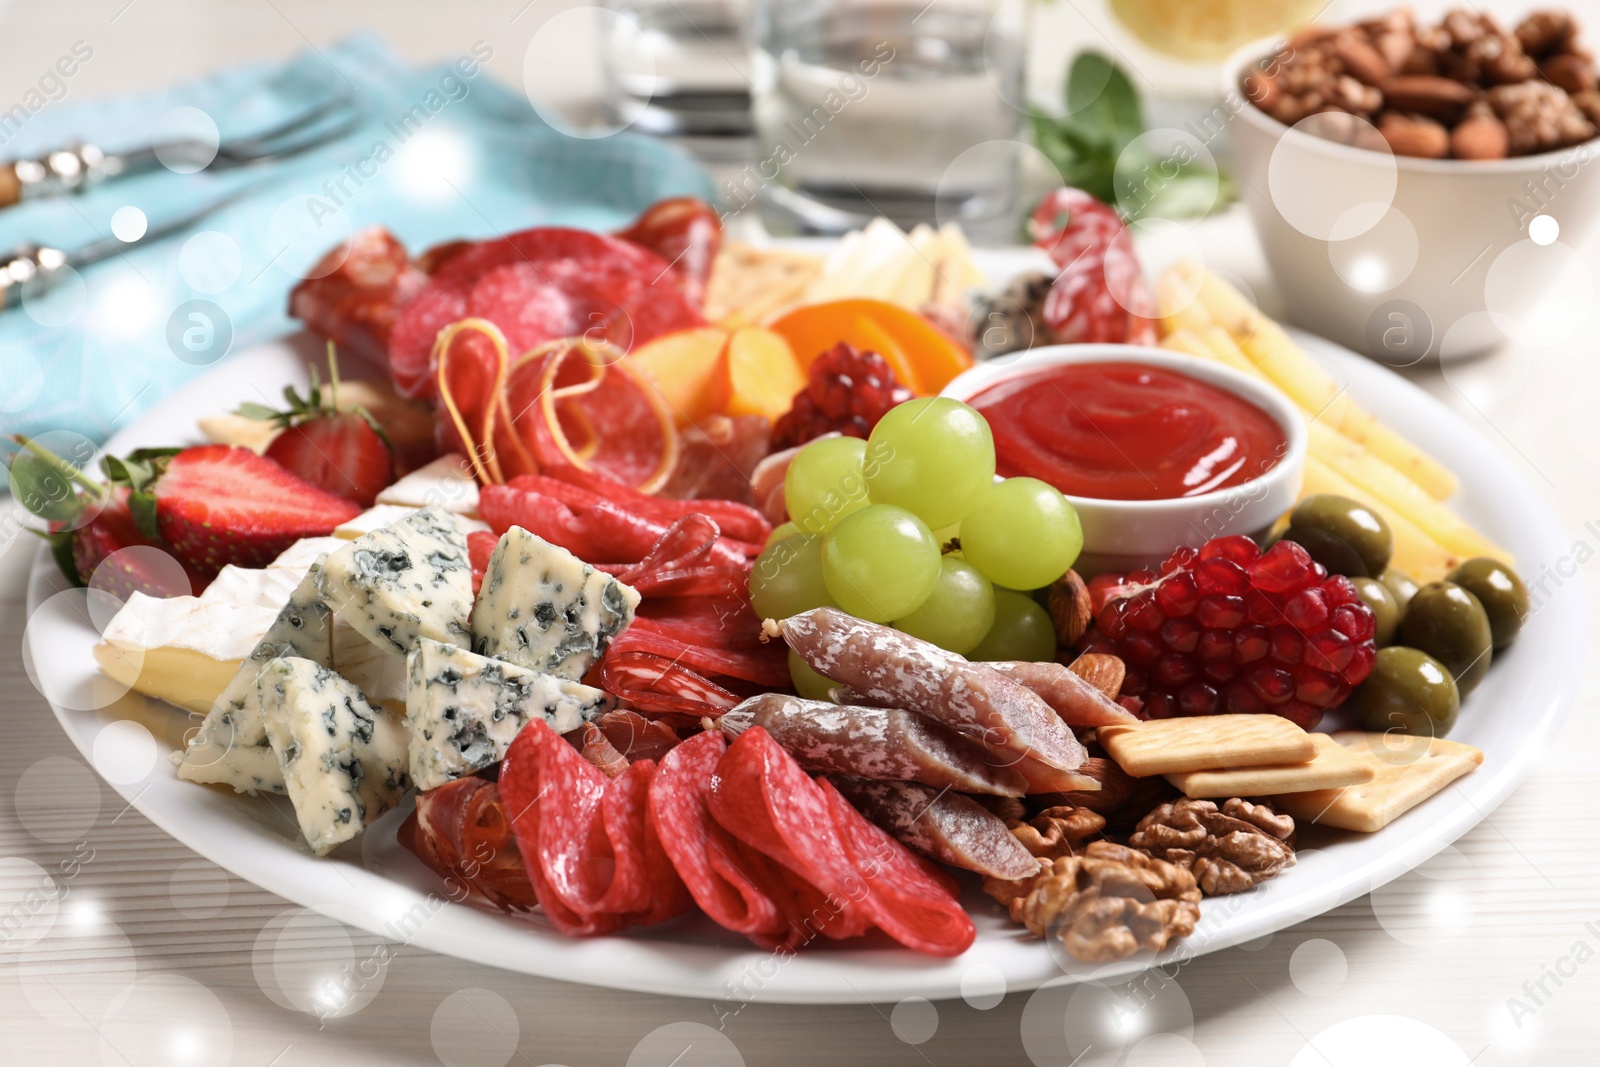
[983, 841, 1202, 963]
[1129, 798, 1297, 896]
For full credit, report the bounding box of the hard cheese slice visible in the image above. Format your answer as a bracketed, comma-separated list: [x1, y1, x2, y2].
[176, 568, 333, 795]
[1098, 714, 1317, 777]
[471, 526, 640, 680]
[318, 507, 473, 656]
[1272, 731, 1484, 832]
[406, 637, 615, 791]
[258, 655, 410, 855]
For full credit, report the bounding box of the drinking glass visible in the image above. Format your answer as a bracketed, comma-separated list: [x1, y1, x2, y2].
[746, 0, 1029, 241]
[601, 0, 753, 139]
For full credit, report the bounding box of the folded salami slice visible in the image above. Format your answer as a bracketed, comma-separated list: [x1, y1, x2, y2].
[778, 609, 1093, 792]
[707, 727, 974, 956]
[399, 776, 539, 912]
[827, 777, 1039, 881]
[719, 693, 1026, 797]
[983, 661, 1140, 728]
[647, 731, 815, 951]
[499, 719, 690, 935]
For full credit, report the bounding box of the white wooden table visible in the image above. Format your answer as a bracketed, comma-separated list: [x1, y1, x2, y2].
[2, 1, 1598, 1063]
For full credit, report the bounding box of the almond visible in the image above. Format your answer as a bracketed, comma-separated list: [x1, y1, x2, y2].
[1378, 112, 1451, 157]
[1381, 75, 1476, 120]
[1450, 114, 1510, 159]
[1334, 32, 1393, 85]
[1065, 653, 1126, 701]
[1046, 569, 1093, 647]
[1542, 53, 1598, 95]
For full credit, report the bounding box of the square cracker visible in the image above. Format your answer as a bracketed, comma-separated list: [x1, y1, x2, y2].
[1098, 714, 1317, 777]
[1271, 731, 1484, 832]
[1165, 733, 1376, 798]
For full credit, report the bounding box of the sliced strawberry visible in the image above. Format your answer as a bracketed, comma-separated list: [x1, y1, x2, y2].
[71, 487, 201, 600]
[155, 445, 361, 575]
[265, 412, 393, 507]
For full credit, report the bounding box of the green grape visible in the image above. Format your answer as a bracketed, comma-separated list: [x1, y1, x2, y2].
[789, 649, 836, 701]
[749, 534, 835, 620]
[863, 397, 995, 529]
[959, 477, 1083, 591]
[820, 504, 940, 623]
[968, 588, 1057, 662]
[785, 436, 870, 537]
[894, 556, 996, 654]
[764, 521, 798, 550]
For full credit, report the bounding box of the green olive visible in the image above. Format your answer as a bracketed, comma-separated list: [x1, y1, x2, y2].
[1283, 494, 1394, 578]
[1396, 581, 1493, 697]
[1379, 568, 1420, 614]
[1446, 557, 1530, 650]
[1349, 646, 1461, 737]
[1351, 576, 1401, 647]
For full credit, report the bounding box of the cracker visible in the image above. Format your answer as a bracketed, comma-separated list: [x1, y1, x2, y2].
[703, 242, 823, 325]
[1164, 733, 1376, 797]
[1098, 715, 1317, 777]
[1271, 731, 1484, 832]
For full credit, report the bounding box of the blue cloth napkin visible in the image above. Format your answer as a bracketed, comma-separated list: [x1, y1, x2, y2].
[0, 33, 714, 444]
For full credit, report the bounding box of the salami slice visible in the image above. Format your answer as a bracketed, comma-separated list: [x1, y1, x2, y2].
[816, 778, 975, 956]
[388, 226, 702, 399]
[595, 709, 680, 763]
[400, 777, 539, 912]
[826, 777, 1039, 881]
[647, 731, 812, 950]
[718, 693, 1027, 796]
[499, 719, 688, 935]
[778, 609, 1094, 792]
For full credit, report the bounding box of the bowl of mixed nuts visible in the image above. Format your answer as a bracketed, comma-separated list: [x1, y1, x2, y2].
[1223, 7, 1600, 361]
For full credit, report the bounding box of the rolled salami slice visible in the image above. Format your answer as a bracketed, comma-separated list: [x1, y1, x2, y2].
[719, 693, 1026, 797]
[983, 661, 1139, 728]
[778, 609, 1092, 790]
[827, 777, 1039, 881]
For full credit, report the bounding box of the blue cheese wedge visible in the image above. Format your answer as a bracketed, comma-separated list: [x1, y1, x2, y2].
[258, 656, 411, 855]
[317, 507, 473, 656]
[176, 568, 333, 795]
[332, 616, 407, 713]
[471, 526, 640, 680]
[406, 637, 615, 790]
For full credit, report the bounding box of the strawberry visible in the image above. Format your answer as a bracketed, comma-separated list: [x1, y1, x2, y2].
[242, 347, 395, 506]
[154, 445, 361, 575]
[71, 487, 203, 600]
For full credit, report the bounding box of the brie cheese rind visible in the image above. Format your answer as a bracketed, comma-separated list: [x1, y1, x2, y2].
[268, 536, 346, 573]
[375, 453, 479, 515]
[175, 568, 333, 795]
[471, 526, 641, 681]
[94, 593, 280, 715]
[202, 564, 307, 610]
[406, 637, 615, 791]
[257, 655, 410, 855]
[317, 507, 474, 657]
[334, 504, 490, 542]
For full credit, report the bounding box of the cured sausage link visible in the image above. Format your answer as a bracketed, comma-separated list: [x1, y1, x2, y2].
[983, 661, 1140, 728]
[775, 609, 1091, 783]
[827, 777, 1040, 881]
[719, 693, 1026, 797]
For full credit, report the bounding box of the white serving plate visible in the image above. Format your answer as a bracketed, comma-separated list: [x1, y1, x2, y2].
[23, 252, 1582, 1005]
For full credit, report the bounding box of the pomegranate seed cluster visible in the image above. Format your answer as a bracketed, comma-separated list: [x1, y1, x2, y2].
[1080, 536, 1377, 729]
[771, 342, 913, 451]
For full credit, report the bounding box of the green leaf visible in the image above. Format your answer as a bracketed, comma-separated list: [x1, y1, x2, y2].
[235, 401, 280, 422]
[128, 489, 161, 542]
[1065, 51, 1143, 153]
[33, 528, 84, 587]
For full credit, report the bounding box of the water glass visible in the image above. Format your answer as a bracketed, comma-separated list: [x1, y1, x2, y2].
[746, 0, 1029, 240]
[601, 0, 753, 139]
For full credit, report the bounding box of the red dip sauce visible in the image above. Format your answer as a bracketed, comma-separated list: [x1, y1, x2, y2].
[969, 361, 1286, 501]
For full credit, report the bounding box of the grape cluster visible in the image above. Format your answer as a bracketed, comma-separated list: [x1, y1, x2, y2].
[770, 343, 912, 451]
[751, 398, 1086, 691]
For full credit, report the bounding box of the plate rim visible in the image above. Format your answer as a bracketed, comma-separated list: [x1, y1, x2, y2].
[22, 262, 1585, 1005]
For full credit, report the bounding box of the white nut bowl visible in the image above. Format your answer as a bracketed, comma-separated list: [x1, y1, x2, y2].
[941, 344, 1306, 576]
[1223, 35, 1600, 362]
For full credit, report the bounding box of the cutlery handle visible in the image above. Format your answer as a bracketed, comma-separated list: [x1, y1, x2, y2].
[0, 245, 69, 309]
[0, 143, 111, 208]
